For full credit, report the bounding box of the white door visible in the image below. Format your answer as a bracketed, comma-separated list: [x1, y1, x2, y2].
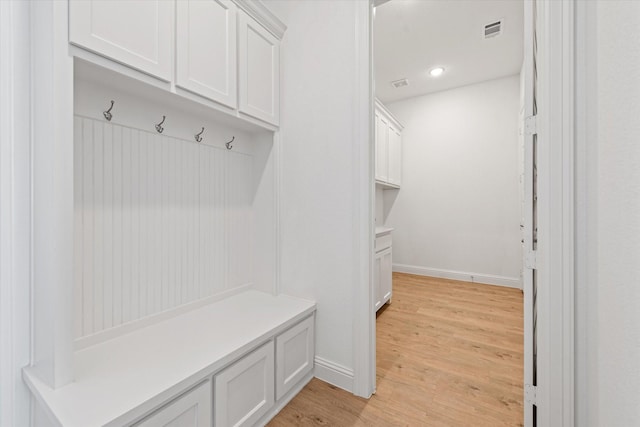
[275, 316, 315, 399]
[69, 0, 174, 81]
[238, 11, 280, 125]
[387, 126, 401, 187]
[375, 113, 389, 183]
[523, 0, 538, 425]
[176, 0, 237, 108]
[135, 381, 211, 427]
[214, 341, 275, 427]
[379, 248, 392, 304]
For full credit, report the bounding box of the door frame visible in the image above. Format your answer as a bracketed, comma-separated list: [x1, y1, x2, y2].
[352, 0, 578, 423]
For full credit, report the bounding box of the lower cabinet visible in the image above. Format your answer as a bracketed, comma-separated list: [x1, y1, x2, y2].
[276, 315, 314, 400]
[215, 341, 275, 427]
[135, 381, 211, 427]
[133, 315, 314, 427]
[374, 233, 393, 312]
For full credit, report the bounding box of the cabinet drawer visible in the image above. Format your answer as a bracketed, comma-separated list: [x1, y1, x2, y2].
[375, 234, 392, 252]
[276, 315, 315, 400]
[134, 380, 211, 427]
[214, 341, 275, 427]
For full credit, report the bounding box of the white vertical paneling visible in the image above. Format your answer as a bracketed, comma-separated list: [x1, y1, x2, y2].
[73, 118, 84, 339]
[74, 116, 252, 339]
[227, 151, 253, 288]
[81, 118, 94, 336]
[103, 123, 113, 329]
[92, 122, 104, 332]
[112, 124, 123, 327]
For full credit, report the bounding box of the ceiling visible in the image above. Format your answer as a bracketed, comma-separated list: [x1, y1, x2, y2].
[374, 0, 524, 103]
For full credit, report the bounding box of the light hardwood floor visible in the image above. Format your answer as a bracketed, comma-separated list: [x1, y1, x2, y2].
[268, 273, 524, 426]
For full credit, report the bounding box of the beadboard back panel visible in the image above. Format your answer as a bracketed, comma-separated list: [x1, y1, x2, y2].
[73, 116, 254, 340]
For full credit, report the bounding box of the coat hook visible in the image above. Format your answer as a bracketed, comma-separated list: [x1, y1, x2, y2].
[195, 127, 205, 143]
[155, 115, 166, 134]
[225, 136, 235, 150]
[103, 100, 115, 121]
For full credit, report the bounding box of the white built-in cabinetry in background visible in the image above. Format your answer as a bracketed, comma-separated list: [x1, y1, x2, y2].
[69, 0, 282, 127]
[375, 99, 403, 188]
[374, 229, 393, 312]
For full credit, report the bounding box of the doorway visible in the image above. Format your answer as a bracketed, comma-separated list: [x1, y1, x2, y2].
[369, 1, 537, 425]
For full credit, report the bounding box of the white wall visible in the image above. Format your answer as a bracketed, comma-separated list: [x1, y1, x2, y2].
[384, 76, 522, 287]
[0, 1, 32, 425]
[593, 1, 640, 424]
[266, 0, 369, 392]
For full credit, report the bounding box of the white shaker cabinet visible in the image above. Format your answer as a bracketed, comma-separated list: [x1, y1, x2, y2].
[387, 125, 402, 187]
[238, 10, 281, 126]
[176, 0, 238, 108]
[375, 111, 389, 183]
[135, 381, 211, 427]
[375, 99, 403, 189]
[69, 0, 174, 81]
[276, 315, 315, 400]
[214, 341, 275, 427]
[374, 230, 393, 312]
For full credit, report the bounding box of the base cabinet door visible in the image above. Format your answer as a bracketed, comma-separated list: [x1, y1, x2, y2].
[69, 0, 174, 81]
[214, 341, 275, 427]
[176, 0, 237, 107]
[135, 381, 211, 427]
[374, 252, 383, 311]
[380, 247, 393, 304]
[276, 316, 314, 400]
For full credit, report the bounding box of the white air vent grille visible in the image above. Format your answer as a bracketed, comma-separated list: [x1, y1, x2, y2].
[484, 20, 503, 38]
[391, 78, 409, 88]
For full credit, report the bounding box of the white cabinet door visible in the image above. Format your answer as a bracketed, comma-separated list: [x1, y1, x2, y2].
[215, 341, 275, 427]
[276, 315, 314, 400]
[176, 0, 237, 108]
[387, 126, 402, 187]
[135, 381, 211, 427]
[69, 0, 174, 81]
[238, 11, 280, 125]
[374, 252, 383, 311]
[375, 112, 389, 183]
[380, 247, 393, 305]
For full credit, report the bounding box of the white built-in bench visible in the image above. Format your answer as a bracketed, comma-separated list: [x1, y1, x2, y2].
[24, 291, 316, 427]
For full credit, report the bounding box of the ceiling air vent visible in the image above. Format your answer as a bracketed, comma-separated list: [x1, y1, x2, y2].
[391, 78, 409, 88]
[484, 20, 503, 38]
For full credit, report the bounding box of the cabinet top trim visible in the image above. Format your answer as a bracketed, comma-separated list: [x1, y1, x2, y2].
[232, 0, 287, 39]
[375, 98, 404, 130]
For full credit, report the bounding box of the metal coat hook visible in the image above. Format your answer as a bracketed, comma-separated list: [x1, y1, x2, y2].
[225, 136, 235, 150]
[103, 100, 115, 121]
[155, 115, 166, 134]
[195, 127, 205, 143]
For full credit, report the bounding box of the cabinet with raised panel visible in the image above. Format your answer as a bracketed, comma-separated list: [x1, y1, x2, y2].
[69, 0, 174, 81]
[375, 99, 403, 188]
[238, 10, 281, 126]
[176, 0, 238, 108]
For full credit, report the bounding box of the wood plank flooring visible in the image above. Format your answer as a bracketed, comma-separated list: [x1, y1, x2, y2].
[268, 273, 524, 426]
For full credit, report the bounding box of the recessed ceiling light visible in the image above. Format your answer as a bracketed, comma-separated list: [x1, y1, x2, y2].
[429, 67, 445, 77]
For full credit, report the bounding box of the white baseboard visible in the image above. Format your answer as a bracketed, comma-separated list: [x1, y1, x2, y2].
[257, 371, 313, 426]
[393, 263, 522, 289]
[313, 356, 354, 393]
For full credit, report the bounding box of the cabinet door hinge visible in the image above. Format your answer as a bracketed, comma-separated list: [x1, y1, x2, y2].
[525, 384, 538, 405]
[525, 250, 538, 269]
[525, 115, 538, 136]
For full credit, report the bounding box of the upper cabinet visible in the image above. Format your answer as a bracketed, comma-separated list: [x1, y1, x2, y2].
[375, 100, 403, 188]
[69, 0, 174, 81]
[238, 10, 280, 126]
[176, 0, 238, 109]
[69, 0, 285, 128]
